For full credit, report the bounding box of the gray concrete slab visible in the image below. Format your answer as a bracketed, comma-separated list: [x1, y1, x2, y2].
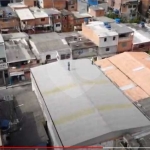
[0, 85, 48, 146]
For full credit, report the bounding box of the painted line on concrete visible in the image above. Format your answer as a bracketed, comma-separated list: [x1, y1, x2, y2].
[54, 104, 133, 125]
[43, 79, 109, 96]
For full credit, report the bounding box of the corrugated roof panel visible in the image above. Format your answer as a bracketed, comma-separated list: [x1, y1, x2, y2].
[108, 52, 150, 96]
[104, 69, 134, 88]
[108, 52, 144, 71]
[129, 52, 150, 69]
[124, 86, 149, 102]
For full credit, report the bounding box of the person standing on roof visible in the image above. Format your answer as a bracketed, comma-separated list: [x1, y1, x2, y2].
[68, 62, 70, 71]
[91, 57, 94, 65]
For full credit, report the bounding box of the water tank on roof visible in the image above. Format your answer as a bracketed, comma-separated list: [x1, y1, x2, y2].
[115, 18, 121, 24]
[114, 9, 119, 14]
[84, 18, 88, 24]
[104, 22, 108, 26]
[105, 24, 111, 29]
[140, 21, 145, 27]
[0, 119, 10, 131]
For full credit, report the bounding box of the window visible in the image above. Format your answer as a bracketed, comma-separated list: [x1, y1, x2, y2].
[106, 48, 110, 51]
[128, 5, 132, 8]
[56, 15, 60, 19]
[133, 5, 136, 8]
[122, 42, 127, 47]
[123, 4, 126, 8]
[66, 54, 70, 59]
[113, 37, 116, 40]
[61, 54, 66, 60]
[46, 55, 51, 60]
[64, 16, 67, 19]
[41, 18, 45, 21]
[56, 23, 60, 27]
[69, 25, 73, 29]
[104, 38, 107, 42]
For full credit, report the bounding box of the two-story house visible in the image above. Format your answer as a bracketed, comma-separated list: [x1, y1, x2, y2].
[43, 8, 62, 32]
[82, 19, 134, 57]
[82, 21, 118, 58]
[38, 0, 66, 10]
[3, 32, 38, 85]
[15, 8, 35, 33]
[108, 0, 139, 19]
[71, 11, 92, 31]
[29, 7, 50, 32]
[61, 9, 74, 32]
[111, 22, 134, 53]
[0, 7, 20, 33]
[65, 0, 77, 11]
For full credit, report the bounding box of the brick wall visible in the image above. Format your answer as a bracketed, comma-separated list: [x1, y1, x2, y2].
[82, 23, 100, 46]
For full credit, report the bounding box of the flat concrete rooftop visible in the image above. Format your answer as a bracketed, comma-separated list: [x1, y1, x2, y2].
[31, 59, 150, 146]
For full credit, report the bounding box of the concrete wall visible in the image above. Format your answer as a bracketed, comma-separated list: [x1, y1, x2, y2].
[89, 8, 105, 17]
[23, 0, 35, 7]
[98, 45, 117, 58]
[31, 73, 63, 148]
[82, 23, 100, 46]
[72, 47, 98, 59]
[117, 34, 133, 52]
[117, 40, 132, 52]
[35, 17, 49, 26]
[0, 18, 19, 29]
[74, 18, 85, 26]
[99, 36, 118, 47]
[121, 3, 138, 18]
[141, 0, 150, 16]
[61, 15, 74, 32]
[40, 0, 66, 9]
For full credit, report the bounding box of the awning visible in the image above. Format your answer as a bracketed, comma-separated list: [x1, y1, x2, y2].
[10, 71, 24, 77]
